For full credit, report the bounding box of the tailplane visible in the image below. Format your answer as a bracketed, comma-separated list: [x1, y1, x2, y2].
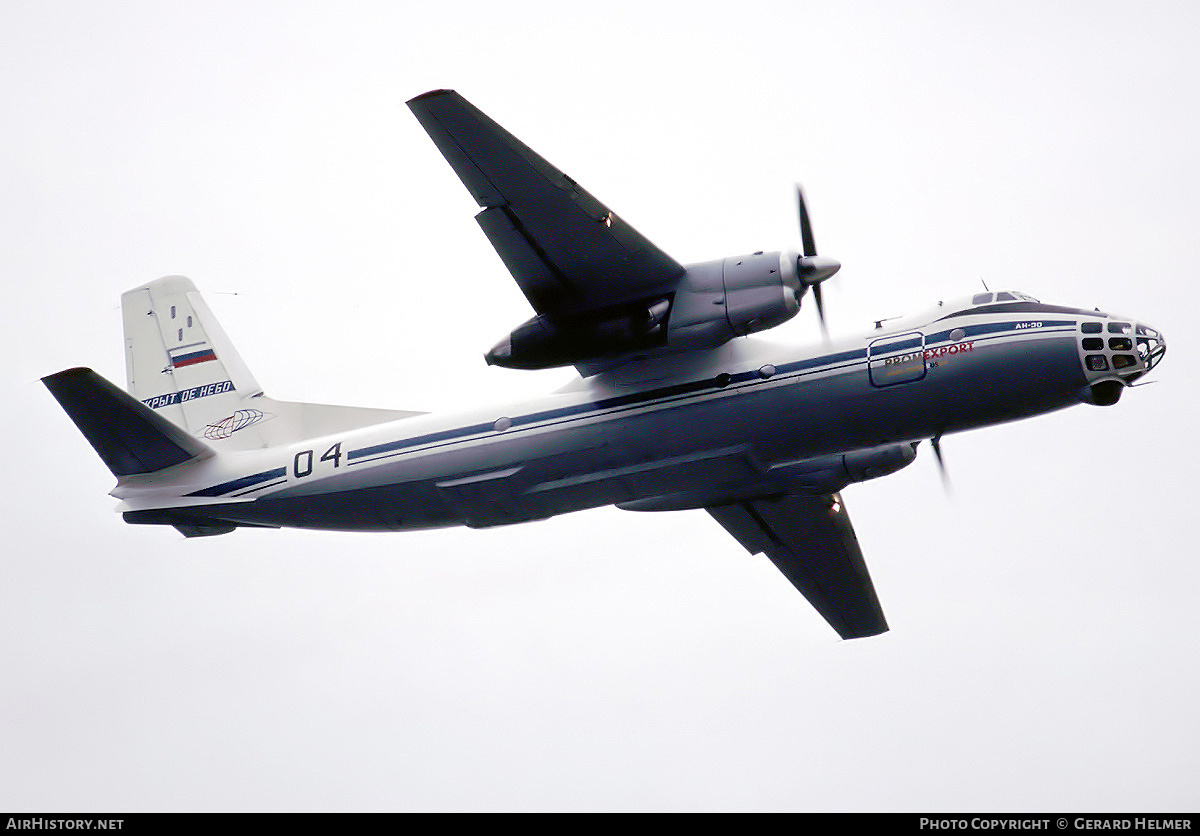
[42, 367, 214, 477]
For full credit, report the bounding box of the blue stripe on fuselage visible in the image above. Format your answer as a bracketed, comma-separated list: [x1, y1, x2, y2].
[187, 318, 1078, 495]
[344, 321, 1075, 468]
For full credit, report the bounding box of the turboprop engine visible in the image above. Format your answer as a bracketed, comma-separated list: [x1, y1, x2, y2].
[483, 187, 841, 370]
[486, 250, 829, 369]
[666, 251, 803, 348]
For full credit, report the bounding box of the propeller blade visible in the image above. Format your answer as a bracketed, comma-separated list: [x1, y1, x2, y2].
[813, 283, 829, 340]
[797, 184, 817, 257]
[795, 184, 838, 340]
[930, 435, 951, 493]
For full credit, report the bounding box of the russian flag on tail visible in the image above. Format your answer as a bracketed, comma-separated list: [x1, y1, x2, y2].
[170, 347, 217, 368]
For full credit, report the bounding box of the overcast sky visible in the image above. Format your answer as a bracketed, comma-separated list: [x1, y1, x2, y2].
[2, 0, 1198, 812]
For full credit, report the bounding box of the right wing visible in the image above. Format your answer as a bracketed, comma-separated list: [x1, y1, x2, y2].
[407, 89, 686, 317]
[707, 493, 889, 639]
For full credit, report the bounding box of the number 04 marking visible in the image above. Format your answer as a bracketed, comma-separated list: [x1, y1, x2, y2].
[293, 442, 343, 478]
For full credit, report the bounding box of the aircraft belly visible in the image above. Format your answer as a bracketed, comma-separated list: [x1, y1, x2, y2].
[430, 399, 772, 527]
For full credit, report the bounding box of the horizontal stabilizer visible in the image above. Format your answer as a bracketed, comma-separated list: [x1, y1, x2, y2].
[43, 367, 213, 477]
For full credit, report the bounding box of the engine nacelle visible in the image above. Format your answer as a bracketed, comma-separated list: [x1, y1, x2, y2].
[776, 443, 918, 495]
[667, 251, 803, 349]
[485, 251, 805, 369]
[485, 298, 670, 370]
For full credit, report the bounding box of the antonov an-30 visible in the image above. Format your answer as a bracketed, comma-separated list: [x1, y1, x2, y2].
[44, 90, 1166, 639]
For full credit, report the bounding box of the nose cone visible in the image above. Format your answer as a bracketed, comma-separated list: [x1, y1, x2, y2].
[1078, 316, 1165, 405]
[1136, 322, 1167, 375]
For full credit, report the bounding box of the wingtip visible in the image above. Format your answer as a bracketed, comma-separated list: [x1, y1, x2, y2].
[42, 366, 93, 386]
[838, 621, 890, 640]
[406, 88, 456, 106]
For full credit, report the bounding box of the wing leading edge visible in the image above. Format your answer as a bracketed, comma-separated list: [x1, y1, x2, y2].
[406, 89, 686, 317]
[707, 494, 889, 639]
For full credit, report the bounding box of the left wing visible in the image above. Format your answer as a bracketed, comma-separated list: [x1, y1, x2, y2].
[707, 493, 889, 639]
[407, 89, 686, 318]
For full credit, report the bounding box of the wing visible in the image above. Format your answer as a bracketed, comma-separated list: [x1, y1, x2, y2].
[406, 90, 686, 317]
[707, 493, 889, 639]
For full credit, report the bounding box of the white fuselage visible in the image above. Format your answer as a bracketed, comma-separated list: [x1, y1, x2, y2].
[114, 296, 1154, 534]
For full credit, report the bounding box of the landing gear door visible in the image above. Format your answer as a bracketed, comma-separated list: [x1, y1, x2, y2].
[868, 331, 926, 387]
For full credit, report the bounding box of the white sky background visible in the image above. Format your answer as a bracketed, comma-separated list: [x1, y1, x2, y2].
[2, 0, 1197, 812]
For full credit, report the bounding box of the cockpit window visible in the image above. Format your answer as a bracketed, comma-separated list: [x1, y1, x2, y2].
[972, 293, 993, 305]
[1081, 322, 1103, 334]
[996, 291, 1016, 301]
[1108, 322, 1132, 334]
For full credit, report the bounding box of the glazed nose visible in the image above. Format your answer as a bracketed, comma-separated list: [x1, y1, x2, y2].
[1135, 323, 1166, 373]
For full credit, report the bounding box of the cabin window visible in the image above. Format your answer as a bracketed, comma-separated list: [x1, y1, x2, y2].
[1082, 338, 1104, 351]
[1081, 322, 1102, 334]
[170, 305, 176, 319]
[1108, 322, 1132, 334]
[1108, 337, 1133, 351]
[950, 328, 966, 341]
[1112, 354, 1137, 369]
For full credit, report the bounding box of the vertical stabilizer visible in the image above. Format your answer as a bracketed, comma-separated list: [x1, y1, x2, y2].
[120, 276, 425, 449]
[122, 276, 262, 438]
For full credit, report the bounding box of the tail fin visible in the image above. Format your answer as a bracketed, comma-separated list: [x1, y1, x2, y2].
[42, 367, 214, 477]
[121, 276, 424, 448]
[122, 275, 262, 438]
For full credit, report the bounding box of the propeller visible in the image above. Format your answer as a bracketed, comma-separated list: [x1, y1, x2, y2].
[795, 185, 841, 338]
[929, 434, 952, 493]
